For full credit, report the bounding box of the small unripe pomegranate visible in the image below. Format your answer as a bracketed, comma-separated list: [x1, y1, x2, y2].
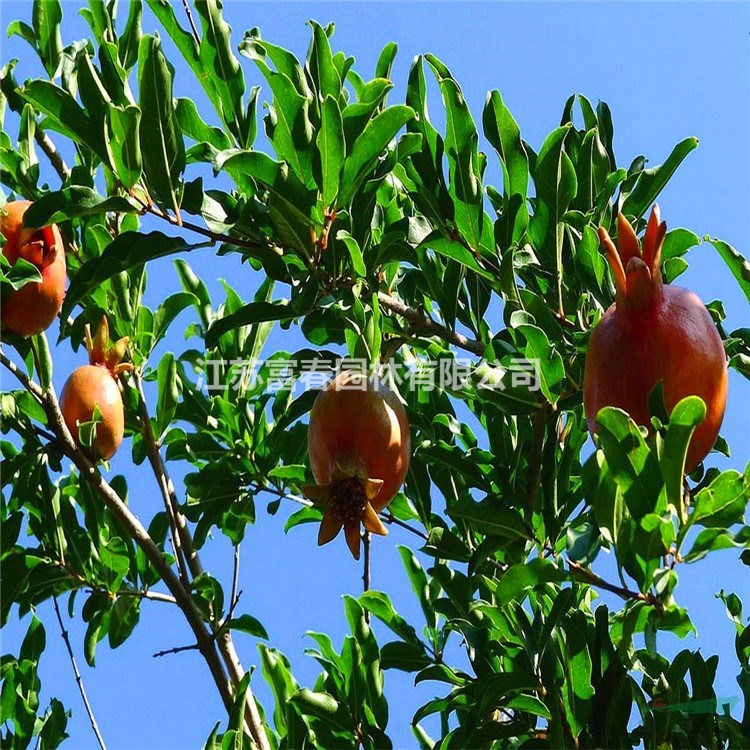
[584, 206, 728, 472]
[1, 200, 66, 336]
[303, 370, 411, 559]
[60, 317, 133, 460]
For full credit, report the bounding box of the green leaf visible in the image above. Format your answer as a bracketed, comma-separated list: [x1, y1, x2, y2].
[61, 231, 197, 320]
[449, 498, 531, 541]
[339, 104, 414, 204]
[420, 234, 494, 281]
[176, 97, 232, 151]
[118, 0, 143, 70]
[108, 596, 141, 648]
[19, 80, 92, 148]
[425, 54, 483, 251]
[316, 95, 345, 206]
[483, 90, 528, 199]
[155, 352, 179, 437]
[32, 0, 63, 78]
[194, 0, 248, 147]
[206, 301, 295, 347]
[307, 21, 341, 101]
[107, 104, 143, 188]
[516, 324, 565, 403]
[621, 137, 699, 220]
[226, 614, 268, 640]
[23, 187, 138, 226]
[495, 558, 566, 604]
[692, 469, 749, 528]
[336, 230, 366, 277]
[661, 396, 706, 522]
[708, 238, 750, 303]
[138, 35, 185, 215]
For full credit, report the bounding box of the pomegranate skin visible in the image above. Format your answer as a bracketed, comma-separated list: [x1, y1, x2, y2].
[60, 365, 125, 460]
[584, 207, 728, 472]
[1, 200, 66, 337]
[308, 371, 411, 512]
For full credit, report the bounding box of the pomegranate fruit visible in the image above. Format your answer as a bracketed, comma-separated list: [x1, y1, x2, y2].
[303, 370, 411, 559]
[1, 200, 66, 336]
[60, 317, 133, 460]
[583, 205, 728, 472]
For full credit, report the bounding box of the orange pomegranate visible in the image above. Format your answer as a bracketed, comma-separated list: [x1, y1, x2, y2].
[1, 200, 66, 336]
[303, 370, 411, 559]
[583, 205, 728, 471]
[60, 317, 133, 460]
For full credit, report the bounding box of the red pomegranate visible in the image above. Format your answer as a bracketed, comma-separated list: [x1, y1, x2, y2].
[60, 317, 133, 460]
[583, 206, 728, 472]
[303, 370, 411, 559]
[1, 200, 66, 336]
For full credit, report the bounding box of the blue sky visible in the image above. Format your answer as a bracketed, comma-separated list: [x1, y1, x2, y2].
[2, 1, 749, 748]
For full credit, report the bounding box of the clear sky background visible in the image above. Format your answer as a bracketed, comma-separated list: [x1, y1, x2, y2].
[1, 2, 749, 748]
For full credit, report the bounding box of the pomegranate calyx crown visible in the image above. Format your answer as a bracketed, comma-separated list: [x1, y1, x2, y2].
[85, 316, 134, 377]
[598, 205, 667, 309]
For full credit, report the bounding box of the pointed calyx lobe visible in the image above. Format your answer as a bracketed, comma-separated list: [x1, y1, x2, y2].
[598, 205, 667, 310]
[86, 316, 134, 378]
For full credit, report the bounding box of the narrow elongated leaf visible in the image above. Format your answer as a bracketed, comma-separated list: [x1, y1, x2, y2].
[23, 187, 138, 226]
[20, 80, 91, 146]
[108, 597, 141, 648]
[307, 21, 341, 101]
[316, 95, 345, 206]
[483, 90, 528, 199]
[61, 231, 197, 319]
[621, 137, 698, 220]
[206, 301, 295, 346]
[709, 238, 750, 303]
[661, 396, 706, 521]
[194, 0, 247, 146]
[449, 497, 531, 540]
[138, 35, 185, 214]
[107, 104, 142, 188]
[692, 469, 749, 528]
[339, 104, 414, 204]
[32, 0, 63, 77]
[426, 54, 483, 251]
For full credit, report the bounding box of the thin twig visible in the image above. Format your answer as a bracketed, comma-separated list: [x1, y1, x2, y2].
[567, 559, 664, 613]
[52, 594, 107, 750]
[362, 532, 371, 624]
[227, 544, 241, 625]
[380, 509, 429, 541]
[153, 643, 201, 659]
[526, 405, 548, 512]
[132, 370, 191, 588]
[181, 0, 201, 45]
[34, 129, 70, 182]
[376, 289, 486, 356]
[132, 191, 278, 256]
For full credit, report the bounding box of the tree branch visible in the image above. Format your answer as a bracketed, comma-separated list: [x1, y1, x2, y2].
[181, 0, 201, 44]
[132, 370, 193, 586]
[0, 348, 236, 717]
[153, 643, 201, 659]
[52, 594, 107, 750]
[363, 531, 371, 624]
[566, 559, 664, 613]
[34, 129, 70, 182]
[375, 289, 486, 356]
